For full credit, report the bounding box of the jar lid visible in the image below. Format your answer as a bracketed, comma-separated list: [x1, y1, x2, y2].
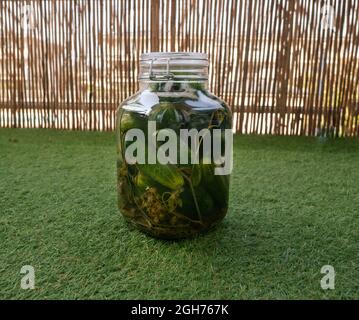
[139, 52, 209, 81]
[140, 52, 208, 62]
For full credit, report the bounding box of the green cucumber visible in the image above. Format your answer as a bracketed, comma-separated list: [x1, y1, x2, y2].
[189, 111, 212, 130]
[191, 164, 202, 187]
[148, 103, 189, 131]
[138, 164, 184, 190]
[197, 187, 214, 215]
[119, 110, 147, 134]
[133, 171, 166, 194]
[117, 110, 147, 162]
[179, 187, 197, 219]
[134, 172, 154, 192]
[180, 185, 214, 220]
[200, 163, 230, 207]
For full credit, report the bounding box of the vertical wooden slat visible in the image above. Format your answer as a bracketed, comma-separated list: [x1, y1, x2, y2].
[150, 0, 159, 51]
[170, 0, 176, 51]
[238, 0, 253, 134]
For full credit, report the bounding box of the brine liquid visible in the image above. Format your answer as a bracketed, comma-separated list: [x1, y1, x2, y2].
[116, 88, 231, 239]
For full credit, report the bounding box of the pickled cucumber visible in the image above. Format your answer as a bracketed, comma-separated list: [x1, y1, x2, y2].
[138, 163, 184, 190]
[148, 103, 189, 131]
[118, 110, 147, 134]
[200, 163, 230, 207]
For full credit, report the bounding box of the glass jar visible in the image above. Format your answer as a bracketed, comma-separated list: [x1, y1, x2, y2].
[116, 52, 232, 239]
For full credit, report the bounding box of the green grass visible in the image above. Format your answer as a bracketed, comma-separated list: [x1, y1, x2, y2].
[0, 128, 359, 300]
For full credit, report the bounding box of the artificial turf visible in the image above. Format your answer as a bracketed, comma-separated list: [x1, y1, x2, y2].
[0, 128, 358, 299]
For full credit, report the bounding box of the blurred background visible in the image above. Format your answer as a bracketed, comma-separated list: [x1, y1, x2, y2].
[0, 0, 358, 135]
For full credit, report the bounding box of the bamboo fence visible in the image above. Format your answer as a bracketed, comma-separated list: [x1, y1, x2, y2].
[0, 0, 358, 136]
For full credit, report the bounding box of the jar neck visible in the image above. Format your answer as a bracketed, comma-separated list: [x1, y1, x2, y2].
[139, 80, 208, 92]
[138, 52, 209, 91]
